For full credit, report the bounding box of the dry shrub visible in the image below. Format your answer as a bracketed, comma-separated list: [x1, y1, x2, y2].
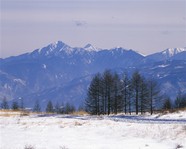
[182, 125, 186, 131]
[59, 146, 69, 149]
[175, 144, 183, 149]
[24, 145, 35, 149]
[72, 110, 89, 116]
[74, 121, 83, 126]
[20, 111, 30, 117]
[177, 107, 186, 111]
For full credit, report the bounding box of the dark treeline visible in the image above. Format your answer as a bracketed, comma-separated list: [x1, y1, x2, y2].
[33, 100, 76, 114]
[85, 70, 186, 115]
[0, 97, 23, 111]
[1, 71, 186, 115]
[0, 97, 76, 114]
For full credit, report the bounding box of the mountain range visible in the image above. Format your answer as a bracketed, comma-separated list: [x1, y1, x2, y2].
[0, 41, 186, 109]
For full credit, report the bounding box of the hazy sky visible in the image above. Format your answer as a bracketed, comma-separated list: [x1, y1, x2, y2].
[0, 0, 186, 58]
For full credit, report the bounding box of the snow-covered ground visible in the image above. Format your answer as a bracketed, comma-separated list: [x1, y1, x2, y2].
[0, 111, 186, 149]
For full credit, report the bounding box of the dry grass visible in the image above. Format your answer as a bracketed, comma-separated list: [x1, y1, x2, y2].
[0, 109, 47, 117]
[154, 108, 186, 115]
[0, 110, 21, 117]
[179, 107, 186, 111]
[71, 110, 89, 116]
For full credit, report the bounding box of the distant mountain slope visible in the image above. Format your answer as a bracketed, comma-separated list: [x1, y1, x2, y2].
[0, 41, 185, 109]
[141, 60, 186, 98]
[0, 41, 144, 108]
[0, 70, 27, 99]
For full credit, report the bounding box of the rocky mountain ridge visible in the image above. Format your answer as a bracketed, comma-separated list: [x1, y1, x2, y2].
[0, 41, 185, 109]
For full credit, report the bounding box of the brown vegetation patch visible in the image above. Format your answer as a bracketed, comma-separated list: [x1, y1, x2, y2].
[71, 110, 89, 116]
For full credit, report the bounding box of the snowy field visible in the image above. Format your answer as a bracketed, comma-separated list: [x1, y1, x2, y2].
[0, 111, 186, 149]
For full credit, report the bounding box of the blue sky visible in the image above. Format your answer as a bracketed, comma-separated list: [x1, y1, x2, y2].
[1, 0, 186, 58]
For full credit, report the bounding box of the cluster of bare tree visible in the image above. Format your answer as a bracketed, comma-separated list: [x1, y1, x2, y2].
[85, 70, 161, 115]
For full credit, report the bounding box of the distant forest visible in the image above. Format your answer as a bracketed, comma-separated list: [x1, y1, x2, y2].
[85, 70, 186, 115]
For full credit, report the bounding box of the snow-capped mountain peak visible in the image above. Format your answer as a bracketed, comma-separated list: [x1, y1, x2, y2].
[32, 41, 74, 56]
[162, 48, 186, 58]
[84, 43, 100, 51]
[48, 41, 72, 52]
[146, 47, 186, 62]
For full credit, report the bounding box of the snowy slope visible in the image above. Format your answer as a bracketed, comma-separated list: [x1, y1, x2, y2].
[0, 110, 186, 149]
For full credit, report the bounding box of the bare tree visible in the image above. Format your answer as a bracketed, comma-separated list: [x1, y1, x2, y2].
[131, 71, 141, 115]
[147, 79, 160, 115]
[1, 97, 9, 109]
[33, 100, 41, 112]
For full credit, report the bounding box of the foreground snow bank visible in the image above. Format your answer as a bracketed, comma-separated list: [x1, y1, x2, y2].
[0, 111, 186, 149]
